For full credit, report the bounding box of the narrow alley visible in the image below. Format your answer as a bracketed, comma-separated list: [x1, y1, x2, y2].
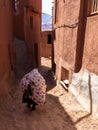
[0, 0, 98, 130]
[0, 39, 98, 130]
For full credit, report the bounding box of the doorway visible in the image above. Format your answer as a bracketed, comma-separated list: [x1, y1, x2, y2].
[34, 43, 38, 68]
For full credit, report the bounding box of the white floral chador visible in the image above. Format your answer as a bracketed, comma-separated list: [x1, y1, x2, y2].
[20, 69, 46, 105]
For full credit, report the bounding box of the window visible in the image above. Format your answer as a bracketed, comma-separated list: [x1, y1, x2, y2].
[30, 16, 33, 30]
[48, 34, 52, 44]
[89, 0, 98, 15]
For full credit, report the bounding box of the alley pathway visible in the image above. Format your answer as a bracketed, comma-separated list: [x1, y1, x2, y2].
[0, 39, 98, 130]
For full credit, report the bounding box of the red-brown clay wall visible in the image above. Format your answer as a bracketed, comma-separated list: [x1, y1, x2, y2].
[83, 15, 98, 74]
[14, 0, 42, 40]
[41, 31, 52, 57]
[14, 0, 41, 67]
[53, 0, 80, 81]
[24, 7, 41, 67]
[0, 1, 13, 96]
[69, 12, 98, 115]
[29, 0, 42, 13]
[14, 0, 25, 40]
[53, 0, 98, 115]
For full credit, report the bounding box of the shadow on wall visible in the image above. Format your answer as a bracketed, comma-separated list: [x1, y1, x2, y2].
[14, 37, 33, 78]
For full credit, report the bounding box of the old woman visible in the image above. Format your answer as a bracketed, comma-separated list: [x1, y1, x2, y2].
[20, 68, 47, 110]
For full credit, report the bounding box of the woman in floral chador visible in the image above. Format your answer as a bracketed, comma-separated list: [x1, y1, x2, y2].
[20, 68, 47, 110]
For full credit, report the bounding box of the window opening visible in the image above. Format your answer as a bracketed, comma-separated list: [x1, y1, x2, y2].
[60, 67, 69, 91]
[48, 34, 52, 44]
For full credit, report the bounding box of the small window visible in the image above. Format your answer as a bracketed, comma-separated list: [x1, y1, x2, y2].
[48, 34, 52, 44]
[89, 0, 98, 15]
[30, 16, 33, 30]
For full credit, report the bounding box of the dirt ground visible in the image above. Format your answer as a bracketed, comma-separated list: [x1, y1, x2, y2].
[0, 40, 98, 130]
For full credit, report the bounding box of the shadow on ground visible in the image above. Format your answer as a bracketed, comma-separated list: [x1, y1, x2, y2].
[0, 85, 77, 130]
